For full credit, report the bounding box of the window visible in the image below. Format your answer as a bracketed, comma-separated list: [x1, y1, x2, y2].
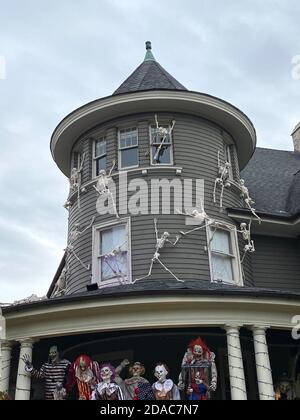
[150, 125, 173, 165]
[94, 138, 107, 176]
[119, 128, 139, 169]
[208, 224, 243, 286]
[93, 220, 131, 287]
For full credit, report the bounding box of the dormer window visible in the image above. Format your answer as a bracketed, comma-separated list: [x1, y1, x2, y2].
[94, 138, 107, 176]
[150, 125, 173, 165]
[119, 128, 139, 169]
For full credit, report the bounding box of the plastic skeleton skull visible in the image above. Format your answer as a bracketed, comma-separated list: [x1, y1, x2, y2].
[155, 365, 169, 383]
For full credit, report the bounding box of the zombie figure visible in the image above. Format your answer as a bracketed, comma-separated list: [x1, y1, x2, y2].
[92, 364, 124, 400]
[152, 364, 181, 401]
[178, 337, 217, 400]
[22, 346, 71, 401]
[66, 355, 101, 400]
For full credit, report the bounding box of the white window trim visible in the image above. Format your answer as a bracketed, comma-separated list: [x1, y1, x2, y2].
[93, 138, 107, 178]
[118, 128, 139, 171]
[206, 221, 243, 287]
[149, 125, 174, 167]
[225, 144, 234, 180]
[92, 217, 132, 288]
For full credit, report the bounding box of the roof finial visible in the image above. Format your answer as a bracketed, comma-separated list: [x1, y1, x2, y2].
[144, 41, 156, 62]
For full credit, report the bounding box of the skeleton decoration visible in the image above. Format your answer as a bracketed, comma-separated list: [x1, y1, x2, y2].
[65, 217, 95, 273]
[213, 152, 232, 209]
[13, 294, 46, 306]
[92, 364, 124, 401]
[65, 153, 86, 210]
[152, 364, 181, 400]
[178, 337, 217, 401]
[238, 221, 256, 263]
[22, 346, 71, 401]
[52, 267, 68, 298]
[238, 179, 262, 224]
[152, 115, 176, 164]
[176, 200, 215, 239]
[94, 160, 119, 219]
[133, 218, 184, 284]
[98, 240, 128, 286]
[66, 355, 101, 401]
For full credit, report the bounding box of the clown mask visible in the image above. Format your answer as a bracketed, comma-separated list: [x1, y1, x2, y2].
[155, 365, 168, 383]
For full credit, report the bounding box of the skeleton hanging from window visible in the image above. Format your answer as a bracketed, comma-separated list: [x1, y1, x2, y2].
[65, 217, 95, 274]
[133, 218, 184, 283]
[98, 240, 128, 286]
[64, 153, 86, 210]
[238, 179, 262, 223]
[213, 151, 232, 209]
[238, 221, 256, 263]
[176, 200, 215, 240]
[94, 160, 119, 219]
[152, 115, 176, 163]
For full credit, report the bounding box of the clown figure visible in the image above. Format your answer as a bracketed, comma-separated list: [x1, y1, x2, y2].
[92, 364, 124, 400]
[152, 364, 181, 400]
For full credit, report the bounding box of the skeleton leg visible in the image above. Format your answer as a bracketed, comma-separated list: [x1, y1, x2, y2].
[132, 259, 155, 284]
[213, 179, 219, 204]
[245, 201, 262, 224]
[219, 183, 225, 209]
[157, 258, 184, 283]
[70, 249, 91, 271]
[108, 191, 120, 219]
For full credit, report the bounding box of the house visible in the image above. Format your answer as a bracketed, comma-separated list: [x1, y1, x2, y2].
[1, 42, 300, 400]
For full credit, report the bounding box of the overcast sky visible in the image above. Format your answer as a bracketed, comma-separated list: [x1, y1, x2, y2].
[0, 0, 299, 302]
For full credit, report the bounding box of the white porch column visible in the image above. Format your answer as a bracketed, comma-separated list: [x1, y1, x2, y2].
[15, 339, 34, 400]
[252, 326, 275, 401]
[225, 325, 247, 400]
[0, 340, 13, 394]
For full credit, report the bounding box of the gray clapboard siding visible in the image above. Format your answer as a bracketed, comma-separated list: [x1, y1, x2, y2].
[252, 236, 300, 291]
[65, 113, 249, 294]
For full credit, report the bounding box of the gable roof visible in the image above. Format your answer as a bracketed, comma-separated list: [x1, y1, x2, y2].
[113, 42, 187, 95]
[241, 148, 300, 217]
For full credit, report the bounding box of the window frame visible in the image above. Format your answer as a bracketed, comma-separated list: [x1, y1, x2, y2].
[92, 218, 132, 288]
[93, 138, 107, 178]
[206, 222, 243, 286]
[118, 127, 139, 170]
[225, 144, 234, 180]
[149, 124, 174, 166]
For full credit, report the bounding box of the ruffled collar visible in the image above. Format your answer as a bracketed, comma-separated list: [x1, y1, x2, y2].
[154, 379, 174, 393]
[97, 382, 119, 396]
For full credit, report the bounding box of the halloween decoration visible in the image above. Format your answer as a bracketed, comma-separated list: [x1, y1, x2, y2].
[152, 363, 181, 400]
[178, 337, 217, 400]
[65, 153, 86, 209]
[94, 160, 119, 219]
[65, 217, 95, 273]
[238, 179, 261, 223]
[177, 200, 215, 238]
[152, 115, 176, 164]
[213, 152, 231, 209]
[92, 364, 124, 400]
[275, 373, 295, 401]
[22, 346, 71, 401]
[53, 382, 67, 400]
[238, 221, 255, 263]
[67, 355, 101, 400]
[123, 362, 151, 400]
[133, 218, 183, 283]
